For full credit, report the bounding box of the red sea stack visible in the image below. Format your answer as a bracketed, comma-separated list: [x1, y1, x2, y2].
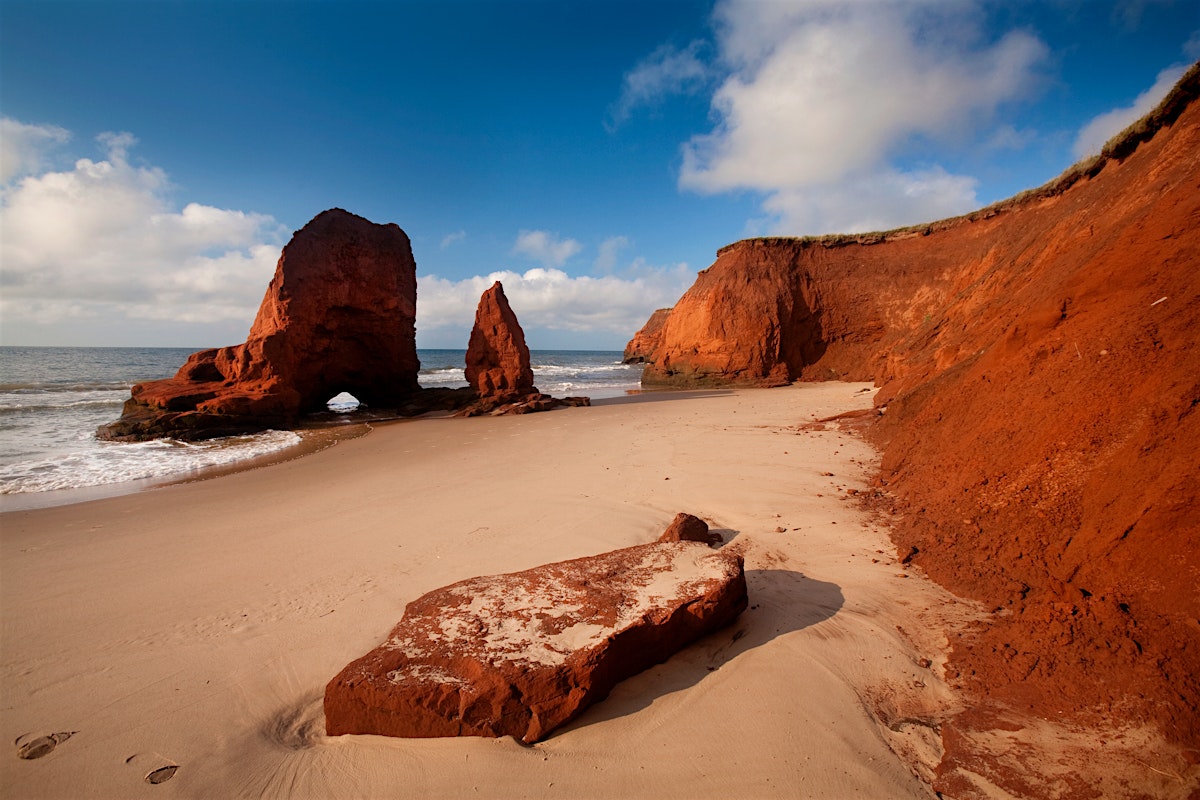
[324, 541, 747, 743]
[464, 281, 536, 399]
[98, 209, 420, 440]
[458, 281, 590, 416]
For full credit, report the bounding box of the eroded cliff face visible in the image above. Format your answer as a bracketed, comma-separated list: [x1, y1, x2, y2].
[622, 307, 672, 364]
[631, 65, 1200, 778]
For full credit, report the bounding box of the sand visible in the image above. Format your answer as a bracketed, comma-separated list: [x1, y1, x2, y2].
[0, 382, 981, 799]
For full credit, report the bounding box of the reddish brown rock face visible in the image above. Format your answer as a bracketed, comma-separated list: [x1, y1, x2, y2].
[623, 307, 671, 364]
[627, 66, 1200, 782]
[324, 541, 747, 743]
[465, 281, 535, 399]
[98, 209, 420, 440]
[455, 281, 589, 416]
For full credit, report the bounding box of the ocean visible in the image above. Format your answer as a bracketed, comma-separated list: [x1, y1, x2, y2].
[0, 346, 642, 505]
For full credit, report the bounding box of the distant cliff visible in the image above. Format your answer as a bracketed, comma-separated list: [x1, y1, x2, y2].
[622, 308, 671, 364]
[629, 63, 1200, 778]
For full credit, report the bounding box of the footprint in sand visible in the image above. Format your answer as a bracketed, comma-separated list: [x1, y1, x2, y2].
[15, 731, 75, 760]
[125, 752, 179, 784]
[145, 765, 178, 784]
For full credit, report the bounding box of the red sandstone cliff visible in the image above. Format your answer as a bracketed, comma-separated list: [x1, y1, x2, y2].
[630, 64, 1200, 787]
[623, 307, 672, 364]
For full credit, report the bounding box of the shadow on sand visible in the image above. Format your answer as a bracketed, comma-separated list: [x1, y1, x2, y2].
[555, 567, 844, 735]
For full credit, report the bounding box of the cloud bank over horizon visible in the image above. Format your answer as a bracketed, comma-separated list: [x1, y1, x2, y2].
[0, 121, 693, 349]
[0, 122, 285, 345]
[416, 261, 694, 350]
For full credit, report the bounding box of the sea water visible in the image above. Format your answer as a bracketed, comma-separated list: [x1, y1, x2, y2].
[0, 346, 641, 501]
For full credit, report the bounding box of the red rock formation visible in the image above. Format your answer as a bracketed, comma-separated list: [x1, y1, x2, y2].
[465, 281, 536, 399]
[628, 65, 1200, 789]
[324, 541, 747, 742]
[458, 281, 590, 416]
[658, 512, 722, 546]
[98, 209, 420, 440]
[623, 307, 671, 364]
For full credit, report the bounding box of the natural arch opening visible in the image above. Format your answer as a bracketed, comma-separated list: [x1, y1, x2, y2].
[326, 392, 361, 413]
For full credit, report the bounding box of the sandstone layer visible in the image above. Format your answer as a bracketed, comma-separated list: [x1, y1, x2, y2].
[629, 64, 1200, 781]
[98, 209, 420, 440]
[324, 541, 747, 743]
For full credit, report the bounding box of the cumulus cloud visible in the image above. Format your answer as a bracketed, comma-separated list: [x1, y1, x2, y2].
[762, 166, 979, 236]
[511, 229, 583, 268]
[674, 0, 1048, 234]
[0, 117, 71, 183]
[0, 123, 284, 343]
[417, 260, 694, 347]
[607, 40, 710, 131]
[1072, 63, 1188, 159]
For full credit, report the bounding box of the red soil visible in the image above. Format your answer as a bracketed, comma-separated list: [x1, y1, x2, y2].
[630, 65, 1200, 794]
[867, 70, 1200, 790]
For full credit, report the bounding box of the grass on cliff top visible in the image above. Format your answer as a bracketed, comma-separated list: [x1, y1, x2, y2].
[721, 60, 1200, 255]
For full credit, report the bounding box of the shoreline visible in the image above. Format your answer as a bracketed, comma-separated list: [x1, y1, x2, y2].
[0, 421, 373, 514]
[0, 387, 706, 514]
[0, 382, 978, 798]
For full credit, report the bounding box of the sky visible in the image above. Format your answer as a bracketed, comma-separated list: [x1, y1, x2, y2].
[1, 0, 1197, 351]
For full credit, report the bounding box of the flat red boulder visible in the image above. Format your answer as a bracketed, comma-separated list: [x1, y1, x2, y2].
[324, 541, 747, 743]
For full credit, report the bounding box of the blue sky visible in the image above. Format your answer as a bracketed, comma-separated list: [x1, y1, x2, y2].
[1, 0, 1196, 350]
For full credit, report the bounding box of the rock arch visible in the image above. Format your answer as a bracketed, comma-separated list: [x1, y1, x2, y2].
[99, 209, 420, 440]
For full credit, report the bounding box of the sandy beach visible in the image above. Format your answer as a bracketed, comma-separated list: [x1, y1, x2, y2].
[1, 383, 978, 799]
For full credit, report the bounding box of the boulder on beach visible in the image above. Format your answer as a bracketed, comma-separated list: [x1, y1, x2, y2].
[658, 512, 723, 546]
[97, 208, 421, 441]
[324, 540, 747, 743]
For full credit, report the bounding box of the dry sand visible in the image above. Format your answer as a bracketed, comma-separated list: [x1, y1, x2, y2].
[1, 382, 981, 799]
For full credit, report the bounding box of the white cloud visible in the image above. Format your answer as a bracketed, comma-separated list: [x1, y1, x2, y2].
[594, 235, 630, 272]
[0, 124, 284, 343]
[676, 0, 1049, 234]
[511, 229, 583, 268]
[0, 118, 71, 183]
[440, 229, 466, 248]
[417, 261, 694, 346]
[1072, 63, 1188, 159]
[607, 40, 710, 130]
[762, 167, 979, 235]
